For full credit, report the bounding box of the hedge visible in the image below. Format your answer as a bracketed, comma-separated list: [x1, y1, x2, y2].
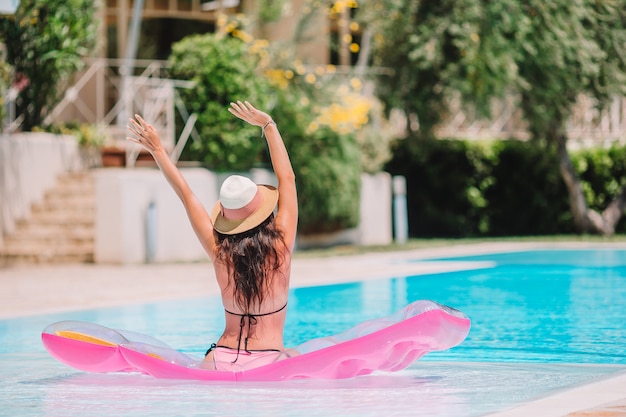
[386, 138, 626, 237]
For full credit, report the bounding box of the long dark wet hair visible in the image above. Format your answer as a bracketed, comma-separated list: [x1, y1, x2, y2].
[215, 213, 286, 313]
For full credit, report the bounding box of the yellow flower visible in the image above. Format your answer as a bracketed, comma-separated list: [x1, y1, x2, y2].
[331, 1, 346, 14]
[306, 121, 319, 135]
[314, 93, 371, 134]
[294, 60, 306, 75]
[305, 73, 317, 84]
[350, 77, 362, 90]
[349, 43, 360, 53]
[233, 30, 254, 43]
[250, 39, 270, 54]
[225, 22, 237, 33]
[265, 69, 289, 89]
[217, 13, 228, 28]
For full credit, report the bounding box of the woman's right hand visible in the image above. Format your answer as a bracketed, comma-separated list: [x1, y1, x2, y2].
[127, 114, 164, 154]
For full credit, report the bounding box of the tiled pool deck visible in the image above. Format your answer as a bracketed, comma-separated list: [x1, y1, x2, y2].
[1, 241, 625, 417]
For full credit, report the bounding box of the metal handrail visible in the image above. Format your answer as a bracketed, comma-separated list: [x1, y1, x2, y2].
[34, 58, 198, 167]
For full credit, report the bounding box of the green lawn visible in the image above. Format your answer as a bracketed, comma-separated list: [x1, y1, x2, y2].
[293, 235, 626, 258]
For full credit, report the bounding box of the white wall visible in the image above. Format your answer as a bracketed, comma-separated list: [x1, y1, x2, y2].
[95, 168, 395, 262]
[94, 167, 217, 264]
[358, 172, 393, 246]
[94, 167, 284, 264]
[0, 132, 82, 248]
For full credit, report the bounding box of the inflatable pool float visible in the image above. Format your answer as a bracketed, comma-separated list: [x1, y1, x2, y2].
[42, 300, 470, 381]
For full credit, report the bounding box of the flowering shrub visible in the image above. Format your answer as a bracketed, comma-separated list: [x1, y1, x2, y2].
[262, 61, 371, 233]
[169, 6, 394, 233]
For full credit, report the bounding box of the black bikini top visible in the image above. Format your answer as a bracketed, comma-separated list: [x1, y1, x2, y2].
[223, 302, 287, 362]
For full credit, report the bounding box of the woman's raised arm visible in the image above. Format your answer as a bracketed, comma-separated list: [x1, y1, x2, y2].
[228, 101, 298, 250]
[127, 115, 217, 260]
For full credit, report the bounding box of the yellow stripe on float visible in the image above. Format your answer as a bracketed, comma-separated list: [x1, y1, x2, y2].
[55, 330, 117, 347]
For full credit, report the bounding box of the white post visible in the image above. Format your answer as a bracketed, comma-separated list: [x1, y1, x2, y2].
[145, 200, 157, 263]
[392, 175, 408, 244]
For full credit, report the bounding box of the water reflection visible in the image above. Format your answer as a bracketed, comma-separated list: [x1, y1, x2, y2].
[9, 361, 622, 417]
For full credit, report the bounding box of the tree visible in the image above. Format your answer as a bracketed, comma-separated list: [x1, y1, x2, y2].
[0, 0, 98, 131]
[361, 0, 626, 235]
[361, 0, 524, 138]
[515, 1, 626, 234]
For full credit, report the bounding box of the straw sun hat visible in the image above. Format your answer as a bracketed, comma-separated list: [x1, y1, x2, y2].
[210, 175, 279, 235]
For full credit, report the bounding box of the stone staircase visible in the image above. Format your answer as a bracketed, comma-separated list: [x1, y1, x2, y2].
[0, 171, 95, 265]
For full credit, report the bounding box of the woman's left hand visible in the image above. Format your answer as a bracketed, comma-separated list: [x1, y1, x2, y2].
[228, 101, 272, 127]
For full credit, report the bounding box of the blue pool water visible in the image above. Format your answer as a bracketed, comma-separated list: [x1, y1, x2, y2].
[416, 249, 626, 364]
[1, 248, 625, 417]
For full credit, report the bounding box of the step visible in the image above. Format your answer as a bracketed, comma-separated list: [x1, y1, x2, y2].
[40, 191, 94, 205]
[44, 186, 95, 200]
[47, 186, 93, 197]
[4, 227, 93, 244]
[32, 199, 95, 213]
[57, 172, 94, 182]
[30, 203, 95, 218]
[46, 175, 94, 190]
[1, 240, 94, 256]
[17, 210, 94, 226]
[0, 251, 94, 265]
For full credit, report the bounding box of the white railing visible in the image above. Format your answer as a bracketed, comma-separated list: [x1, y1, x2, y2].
[9, 58, 199, 167]
[435, 93, 626, 145]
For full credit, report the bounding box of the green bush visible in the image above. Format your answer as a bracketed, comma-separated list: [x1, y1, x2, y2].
[386, 137, 610, 237]
[291, 126, 361, 235]
[484, 140, 573, 236]
[168, 34, 271, 171]
[572, 145, 626, 233]
[386, 137, 490, 237]
[269, 81, 361, 235]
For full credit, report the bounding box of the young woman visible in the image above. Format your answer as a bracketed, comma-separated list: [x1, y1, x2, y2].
[127, 101, 297, 370]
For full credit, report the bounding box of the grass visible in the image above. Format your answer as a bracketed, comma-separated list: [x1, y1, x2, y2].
[293, 234, 626, 258]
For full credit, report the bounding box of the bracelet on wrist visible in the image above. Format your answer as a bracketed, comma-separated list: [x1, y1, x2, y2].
[261, 120, 276, 137]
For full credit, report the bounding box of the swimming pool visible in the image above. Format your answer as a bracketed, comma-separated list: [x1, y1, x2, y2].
[1, 248, 625, 417]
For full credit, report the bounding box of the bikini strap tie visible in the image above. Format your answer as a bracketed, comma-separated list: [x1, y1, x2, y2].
[224, 303, 287, 363]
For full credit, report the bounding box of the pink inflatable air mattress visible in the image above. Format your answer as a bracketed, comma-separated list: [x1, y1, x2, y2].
[42, 300, 470, 381]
